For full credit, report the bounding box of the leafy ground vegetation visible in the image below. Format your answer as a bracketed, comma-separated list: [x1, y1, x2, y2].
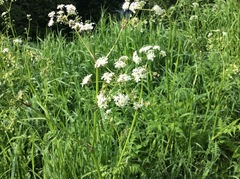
[0, 0, 240, 178]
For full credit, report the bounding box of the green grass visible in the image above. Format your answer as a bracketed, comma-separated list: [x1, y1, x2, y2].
[1, 0, 240, 178]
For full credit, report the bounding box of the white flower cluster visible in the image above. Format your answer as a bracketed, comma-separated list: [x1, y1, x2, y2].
[122, 0, 146, 14]
[133, 51, 142, 64]
[152, 5, 165, 16]
[81, 45, 167, 111]
[225, 64, 239, 79]
[137, 45, 166, 62]
[113, 93, 130, 107]
[122, 1, 165, 16]
[82, 44, 166, 86]
[2, 48, 9, 53]
[13, 38, 23, 45]
[117, 74, 131, 83]
[132, 67, 146, 82]
[48, 4, 94, 32]
[114, 56, 128, 69]
[139, 45, 161, 61]
[189, 15, 198, 21]
[81, 74, 92, 87]
[101, 72, 114, 84]
[97, 92, 108, 109]
[95, 56, 108, 68]
[1, 11, 7, 17]
[133, 98, 144, 110]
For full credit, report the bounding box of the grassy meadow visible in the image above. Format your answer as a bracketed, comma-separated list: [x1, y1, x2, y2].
[0, 0, 240, 178]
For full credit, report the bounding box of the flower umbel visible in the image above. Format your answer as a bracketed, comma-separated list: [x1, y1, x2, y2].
[97, 92, 108, 109]
[81, 74, 92, 87]
[65, 4, 77, 16]
[113, 93, 129, 107]
[152, 5, 164, 15]
[132, 67, 146, 82]
[122, 1, 130, 11]
[114, 57, 127, 69]
[133, 98, 144, 110]
[133, 51, 142, 64]
[117, 74, 132, 83]
[95, 57, 108, 68]
[101, 72, 114, 84]
[122, 0, 146, 14]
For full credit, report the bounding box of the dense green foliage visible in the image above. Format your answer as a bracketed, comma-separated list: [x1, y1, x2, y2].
[1, 0, 240, 178]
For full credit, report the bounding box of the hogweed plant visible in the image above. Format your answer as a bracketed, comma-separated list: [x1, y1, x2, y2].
[48, 1, 166, 177]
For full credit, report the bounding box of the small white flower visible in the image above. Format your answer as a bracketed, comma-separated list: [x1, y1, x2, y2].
[190, 15, 198, 21]
[117, 74, 132, 83]
[13, 38, 22, 45]
[106, 109, 111, 114]
[119, 56, 128, 61]
[129, 1, 146, 14]
[97, 92, 108, 109]
[95, 57, 108, 68]
[133, 51, 142, 64]
[1, 11, 7, 17]
[153, 45, 160, 50]
[16, 90, 24, 100]
[65, 4, 77, 16]
[139, 45, 153, 53]
[81, 74, 92, 87]
[26, 14, 31, 19]
[68, 19, 75, 27]
[160, 50, 166, 57]
[122, 2, 130, 11]
[48, 18, 54, 27]
[207, 32, 213, 38]
[101, 72, 114, 84]
[152, 5, 164, 15]
[222, 31, 227, 36]
[113, 93, 129, 107]
[57, 4, 65, 10]
[114, 59, 126, 69]
[146, 50, 155, 61]
[133, 99, 144, 110]
[79, 23, 95, 32]
[72, 22, 82, 31]
[192, 2, 199, 9]
[57, 10, 64, 16]
[132, 67, 146, 82]
[48, 11, 55, 18]
[2, 48, 9, 53]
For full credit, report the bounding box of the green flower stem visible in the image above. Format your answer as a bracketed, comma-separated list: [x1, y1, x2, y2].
[91, 149, 103, 179]
[115, 82, 144, 175]
[76, 32, 96, 61]
[106, 26, 124, 58]
[76, 31, 102, 178]
[92, 67, 99, 147]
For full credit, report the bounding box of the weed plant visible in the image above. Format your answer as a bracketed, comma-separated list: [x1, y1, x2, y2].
[0, 0, 240, 178]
